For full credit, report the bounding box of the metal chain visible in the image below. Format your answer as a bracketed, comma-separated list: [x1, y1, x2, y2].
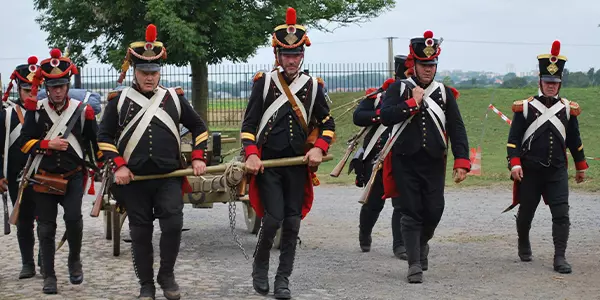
[223, 160, 249, 260]
[228, 186, 249, 260]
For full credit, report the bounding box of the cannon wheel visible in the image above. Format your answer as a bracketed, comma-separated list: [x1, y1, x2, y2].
[243, 201, 261, 234]
[104, 209, 112, 240]
[112, 205, 121, 256]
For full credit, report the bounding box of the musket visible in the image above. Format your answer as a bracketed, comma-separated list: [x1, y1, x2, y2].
[357, 120, 409, 204]
[132, 155, 334, 181]
[330, 127, 368, 177]
[90, 163, 111, 218]
[9, 155, 33, 225]
[3, 192, 9, 235]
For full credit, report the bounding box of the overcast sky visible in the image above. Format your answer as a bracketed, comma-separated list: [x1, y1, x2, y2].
[2, 0, 600, 82]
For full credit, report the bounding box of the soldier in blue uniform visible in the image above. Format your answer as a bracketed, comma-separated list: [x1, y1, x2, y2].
[506, 40, 587, 274]
[97, 24, 209, 300]
[0, 56, 42, 279]
[241, 7, 335, 299]
[19, 48, 99, 294]
[351, 55, 412, 258]
[380, 30, 470, 283]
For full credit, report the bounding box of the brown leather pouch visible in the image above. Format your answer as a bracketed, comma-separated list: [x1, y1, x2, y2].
[32, 174, 68, 195]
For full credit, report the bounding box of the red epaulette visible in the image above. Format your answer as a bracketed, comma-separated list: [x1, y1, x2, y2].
[175, 87, 185, 96]
[253, 72, 264, 82]
[512, 97, 533, 113]
[567, 99, 581, 116]
[449, 86, 460, 100]
[85, 104, 95, 120]
[317, 77, 325, 87]
[107, 91, 120, 101]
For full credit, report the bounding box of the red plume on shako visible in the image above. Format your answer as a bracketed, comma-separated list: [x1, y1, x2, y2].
[49, 48, 62, 67]
[28, 56, 38, 73]
[145, 24, 157, 50]
[286, 7, 297, 34]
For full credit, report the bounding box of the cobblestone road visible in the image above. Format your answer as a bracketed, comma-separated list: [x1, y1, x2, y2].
[1, 185, 599, 299]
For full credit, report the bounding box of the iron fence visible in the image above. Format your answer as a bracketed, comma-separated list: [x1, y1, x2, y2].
[2, 62, 391, 127]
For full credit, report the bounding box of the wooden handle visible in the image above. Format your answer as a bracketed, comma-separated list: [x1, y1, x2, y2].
[358, 164, 382, 204]
[133, 154, 334, 181]
[8, 199, 20, 226]
[330, 148, 353, 177]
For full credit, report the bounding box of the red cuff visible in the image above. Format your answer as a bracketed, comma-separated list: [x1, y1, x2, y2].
[375, 109, 381, 115]
[406, 98, 418, 108]
[244, 144, 259, 159]
[112, 156, 127, 171]
[453, 158, 471, 171]
[510, 157, 521, 168]
[97, 161, 104, 168]
[575, 160, 589, 171]
[314, 138, 330, 154]
[191, 149, 206, 161]
[40, 140, 50, 149]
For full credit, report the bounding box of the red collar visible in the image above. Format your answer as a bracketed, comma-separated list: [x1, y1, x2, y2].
[48, 97, 70, 112]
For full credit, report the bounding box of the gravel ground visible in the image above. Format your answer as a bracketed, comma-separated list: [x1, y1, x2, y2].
[0, 184, 599, 300]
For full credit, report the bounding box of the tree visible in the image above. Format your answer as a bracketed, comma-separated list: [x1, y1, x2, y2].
[593, 69, 600, 86]
[503, 72, 517, 82]
[565, 71, 590, 88]
[587, 68, 595, 85]
[33, 0, 395, 121]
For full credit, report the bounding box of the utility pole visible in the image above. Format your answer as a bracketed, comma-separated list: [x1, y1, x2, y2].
[386, 37, 398, 78]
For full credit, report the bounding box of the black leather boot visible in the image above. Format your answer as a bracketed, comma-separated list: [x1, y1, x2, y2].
[252, 214, 280, 295]
[16, 220, 36, 279]
[130, 226, 156, 299]
[358, 206, 377, 252]
[38, 221, 57, 294]
[157, 216, 183, 300]
[516, 214, 532, 262]
[392, 209, 406, 260]
[552, 223, 572, 274]
[420, 226, 436, 271]
[66, 219, 84, 284]
[274, 216, 301, 299]
[403, 228, 422, 284]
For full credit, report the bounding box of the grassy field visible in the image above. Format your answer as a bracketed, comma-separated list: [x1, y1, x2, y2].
[316, 87, 600, 191]
[212, 87, 600, 191]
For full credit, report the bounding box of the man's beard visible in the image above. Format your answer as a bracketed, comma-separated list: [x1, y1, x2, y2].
[284, 66, 299, 78]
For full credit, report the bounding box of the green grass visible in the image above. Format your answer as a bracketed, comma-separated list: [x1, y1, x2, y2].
[313, 87, 600, 191]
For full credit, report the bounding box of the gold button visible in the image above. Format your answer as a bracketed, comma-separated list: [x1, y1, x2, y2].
[403, 110, 407, 113]
[423, 144, 426, 147]
[422, 122, 426, 125]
